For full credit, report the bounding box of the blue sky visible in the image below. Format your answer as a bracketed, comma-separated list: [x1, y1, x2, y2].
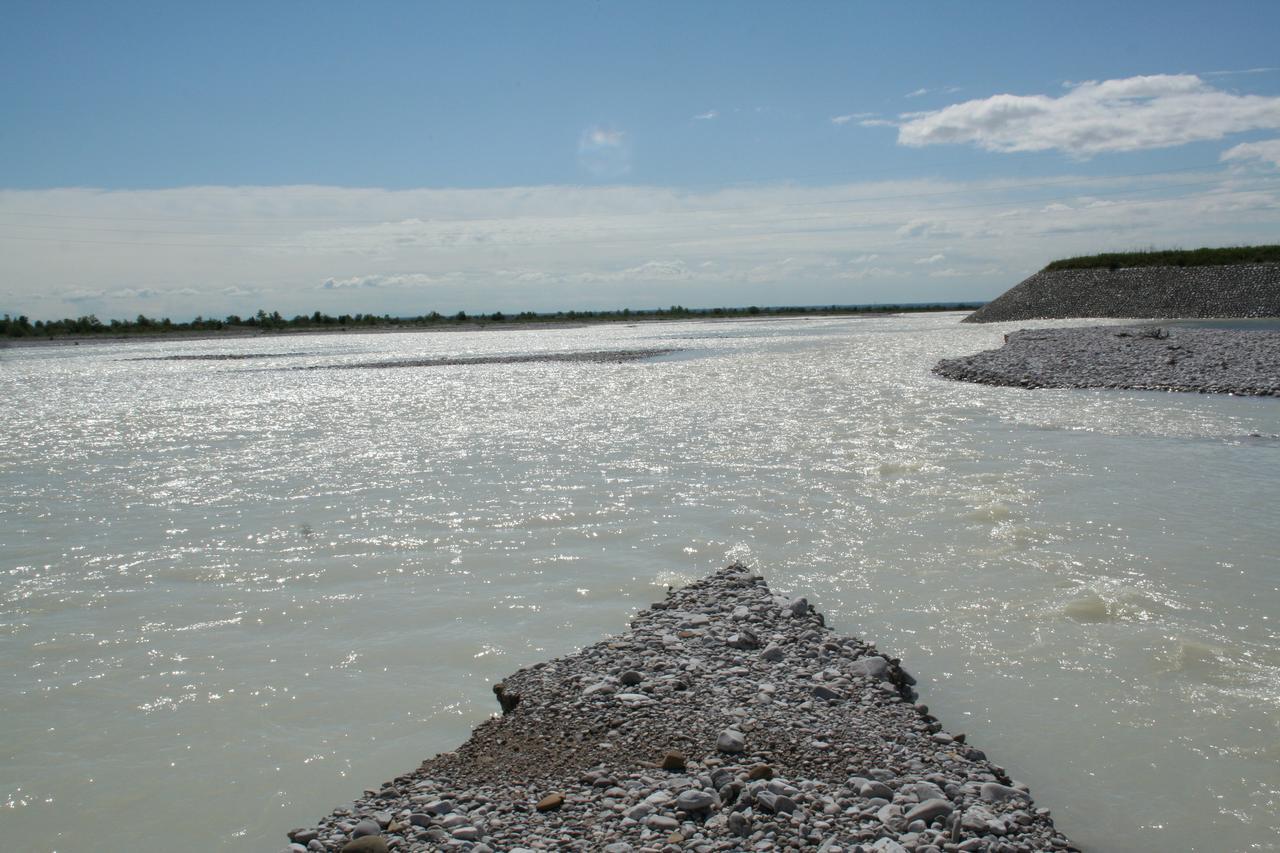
[3, 1, 1280, 319]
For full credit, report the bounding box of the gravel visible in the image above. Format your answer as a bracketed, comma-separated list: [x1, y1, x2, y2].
[963, 264, 1280, 323]
[286, 564, 1077, 852]
[935, 325, 1280, 396]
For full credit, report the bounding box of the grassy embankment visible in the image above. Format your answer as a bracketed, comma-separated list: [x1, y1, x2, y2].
[2, 302, 982, 340]
[1043, 244, 1280, 272]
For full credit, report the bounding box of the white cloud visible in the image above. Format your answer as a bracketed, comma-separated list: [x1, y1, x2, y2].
[1221, 138, 1280, 168]
[1202, 67, 1280, 78]
[859, 118, 896, 128]
[905, 86, 961, 99]
[693, 110, 719, 121]
[585, 127, 624, 147]
[321, 273, 451, 290]
[896, 219, 956, 239]
[579, 125, 631, 178]
[831, 113, 876, 125]
[914, 253, 945, 264]
[896, 74, 1280, 156]
[4, 171, 1279, 318]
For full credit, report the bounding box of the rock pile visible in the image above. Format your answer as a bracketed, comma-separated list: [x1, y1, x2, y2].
[935, 325, 1280, 396]
[286, 564, 1076, 852]
[964, 264, 1280, 323]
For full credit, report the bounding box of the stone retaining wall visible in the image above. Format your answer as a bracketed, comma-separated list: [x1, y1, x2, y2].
[964, 264, 1280, 323]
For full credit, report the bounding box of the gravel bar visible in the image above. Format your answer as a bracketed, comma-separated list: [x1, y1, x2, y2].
[301, 349, 679, 370]
[285, 564, 1077, 853]
[934, 325, 1280, 396]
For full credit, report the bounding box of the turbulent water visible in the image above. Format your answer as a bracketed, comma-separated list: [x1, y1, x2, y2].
[2, 315, 1277, 853]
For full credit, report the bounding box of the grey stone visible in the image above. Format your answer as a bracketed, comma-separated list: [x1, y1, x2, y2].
[813, 684, 843, 701]
[860, 780, 893, 799]
[423, 799, 452, 815]
[676, 789, 716, 812]
[716, 728, 746, 753]
[350, 819, 380, 839]
[850, 656, 889, 679]
[340, 839, 388, 853]
[760, 644, 785, 662]
[626, 802, 653, 820]
[904, 798, 954, 826]
[981, 782, 1031, 804]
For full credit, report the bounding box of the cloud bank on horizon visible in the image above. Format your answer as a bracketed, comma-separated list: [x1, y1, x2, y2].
[4, 63, 1280, 321]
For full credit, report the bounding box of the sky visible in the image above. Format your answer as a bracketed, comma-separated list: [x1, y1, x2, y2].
[3, 1, 1280, 321]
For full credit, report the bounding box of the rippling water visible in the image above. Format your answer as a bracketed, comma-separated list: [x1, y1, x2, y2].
[2, 315, 1277, 852]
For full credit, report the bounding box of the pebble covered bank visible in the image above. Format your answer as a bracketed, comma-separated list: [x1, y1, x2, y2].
[964, 263, 1280, 323]
[934, 325, 1280, 396]
[285, 564, 1076, 853]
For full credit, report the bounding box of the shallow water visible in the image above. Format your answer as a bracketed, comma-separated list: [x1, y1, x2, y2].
[1, 315, 1277, 852]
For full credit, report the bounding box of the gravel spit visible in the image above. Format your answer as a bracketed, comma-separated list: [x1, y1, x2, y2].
[935, 325, 1280, 396]
[286, 564, 1077, 852]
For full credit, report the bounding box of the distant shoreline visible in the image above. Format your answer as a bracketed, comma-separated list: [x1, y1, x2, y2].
[1, 305, 979, 350]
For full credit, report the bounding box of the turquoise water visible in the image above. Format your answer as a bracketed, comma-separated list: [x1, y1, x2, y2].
[2, 314, 1277, 851]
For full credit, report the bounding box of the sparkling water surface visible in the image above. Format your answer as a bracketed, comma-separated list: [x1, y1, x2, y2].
[2, 315, 1277, 852]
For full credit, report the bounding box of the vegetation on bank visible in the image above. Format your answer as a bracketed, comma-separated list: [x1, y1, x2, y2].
[1043, 245, 1280, 271]
[1, 302, 982, 339]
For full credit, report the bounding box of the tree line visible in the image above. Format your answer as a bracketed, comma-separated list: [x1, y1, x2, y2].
[2, 302, 982, 339]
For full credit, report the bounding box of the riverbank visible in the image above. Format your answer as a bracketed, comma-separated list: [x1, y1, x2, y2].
[934, 325, 1280, 396]
[963, 263, 1280, 323]
[287, 564, 1075, 853]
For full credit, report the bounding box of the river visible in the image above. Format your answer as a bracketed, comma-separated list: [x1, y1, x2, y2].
[2, 313, 1276, 851]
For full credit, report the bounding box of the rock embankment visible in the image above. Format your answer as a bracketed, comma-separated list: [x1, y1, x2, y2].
[286, 564, 1076, 853]
[964, 264, 1280, 323]
[934, 325, 1280, 396]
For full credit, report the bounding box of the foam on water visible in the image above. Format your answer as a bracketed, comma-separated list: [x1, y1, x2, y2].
[1, 314, 1278, 852]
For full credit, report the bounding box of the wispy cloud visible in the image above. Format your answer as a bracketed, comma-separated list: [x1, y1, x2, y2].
[1221, 138, 1280, 168]
[692, 110, 719, 121]
[906, 86, 962, 99]
[914, 253, 946, 264]
[1201, 67, 1280, 78]
[321, 272, 457, 289]
[831, 112, 876, 125]
[578, 125, 632, 178]
[895, 74, 1280, 156]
